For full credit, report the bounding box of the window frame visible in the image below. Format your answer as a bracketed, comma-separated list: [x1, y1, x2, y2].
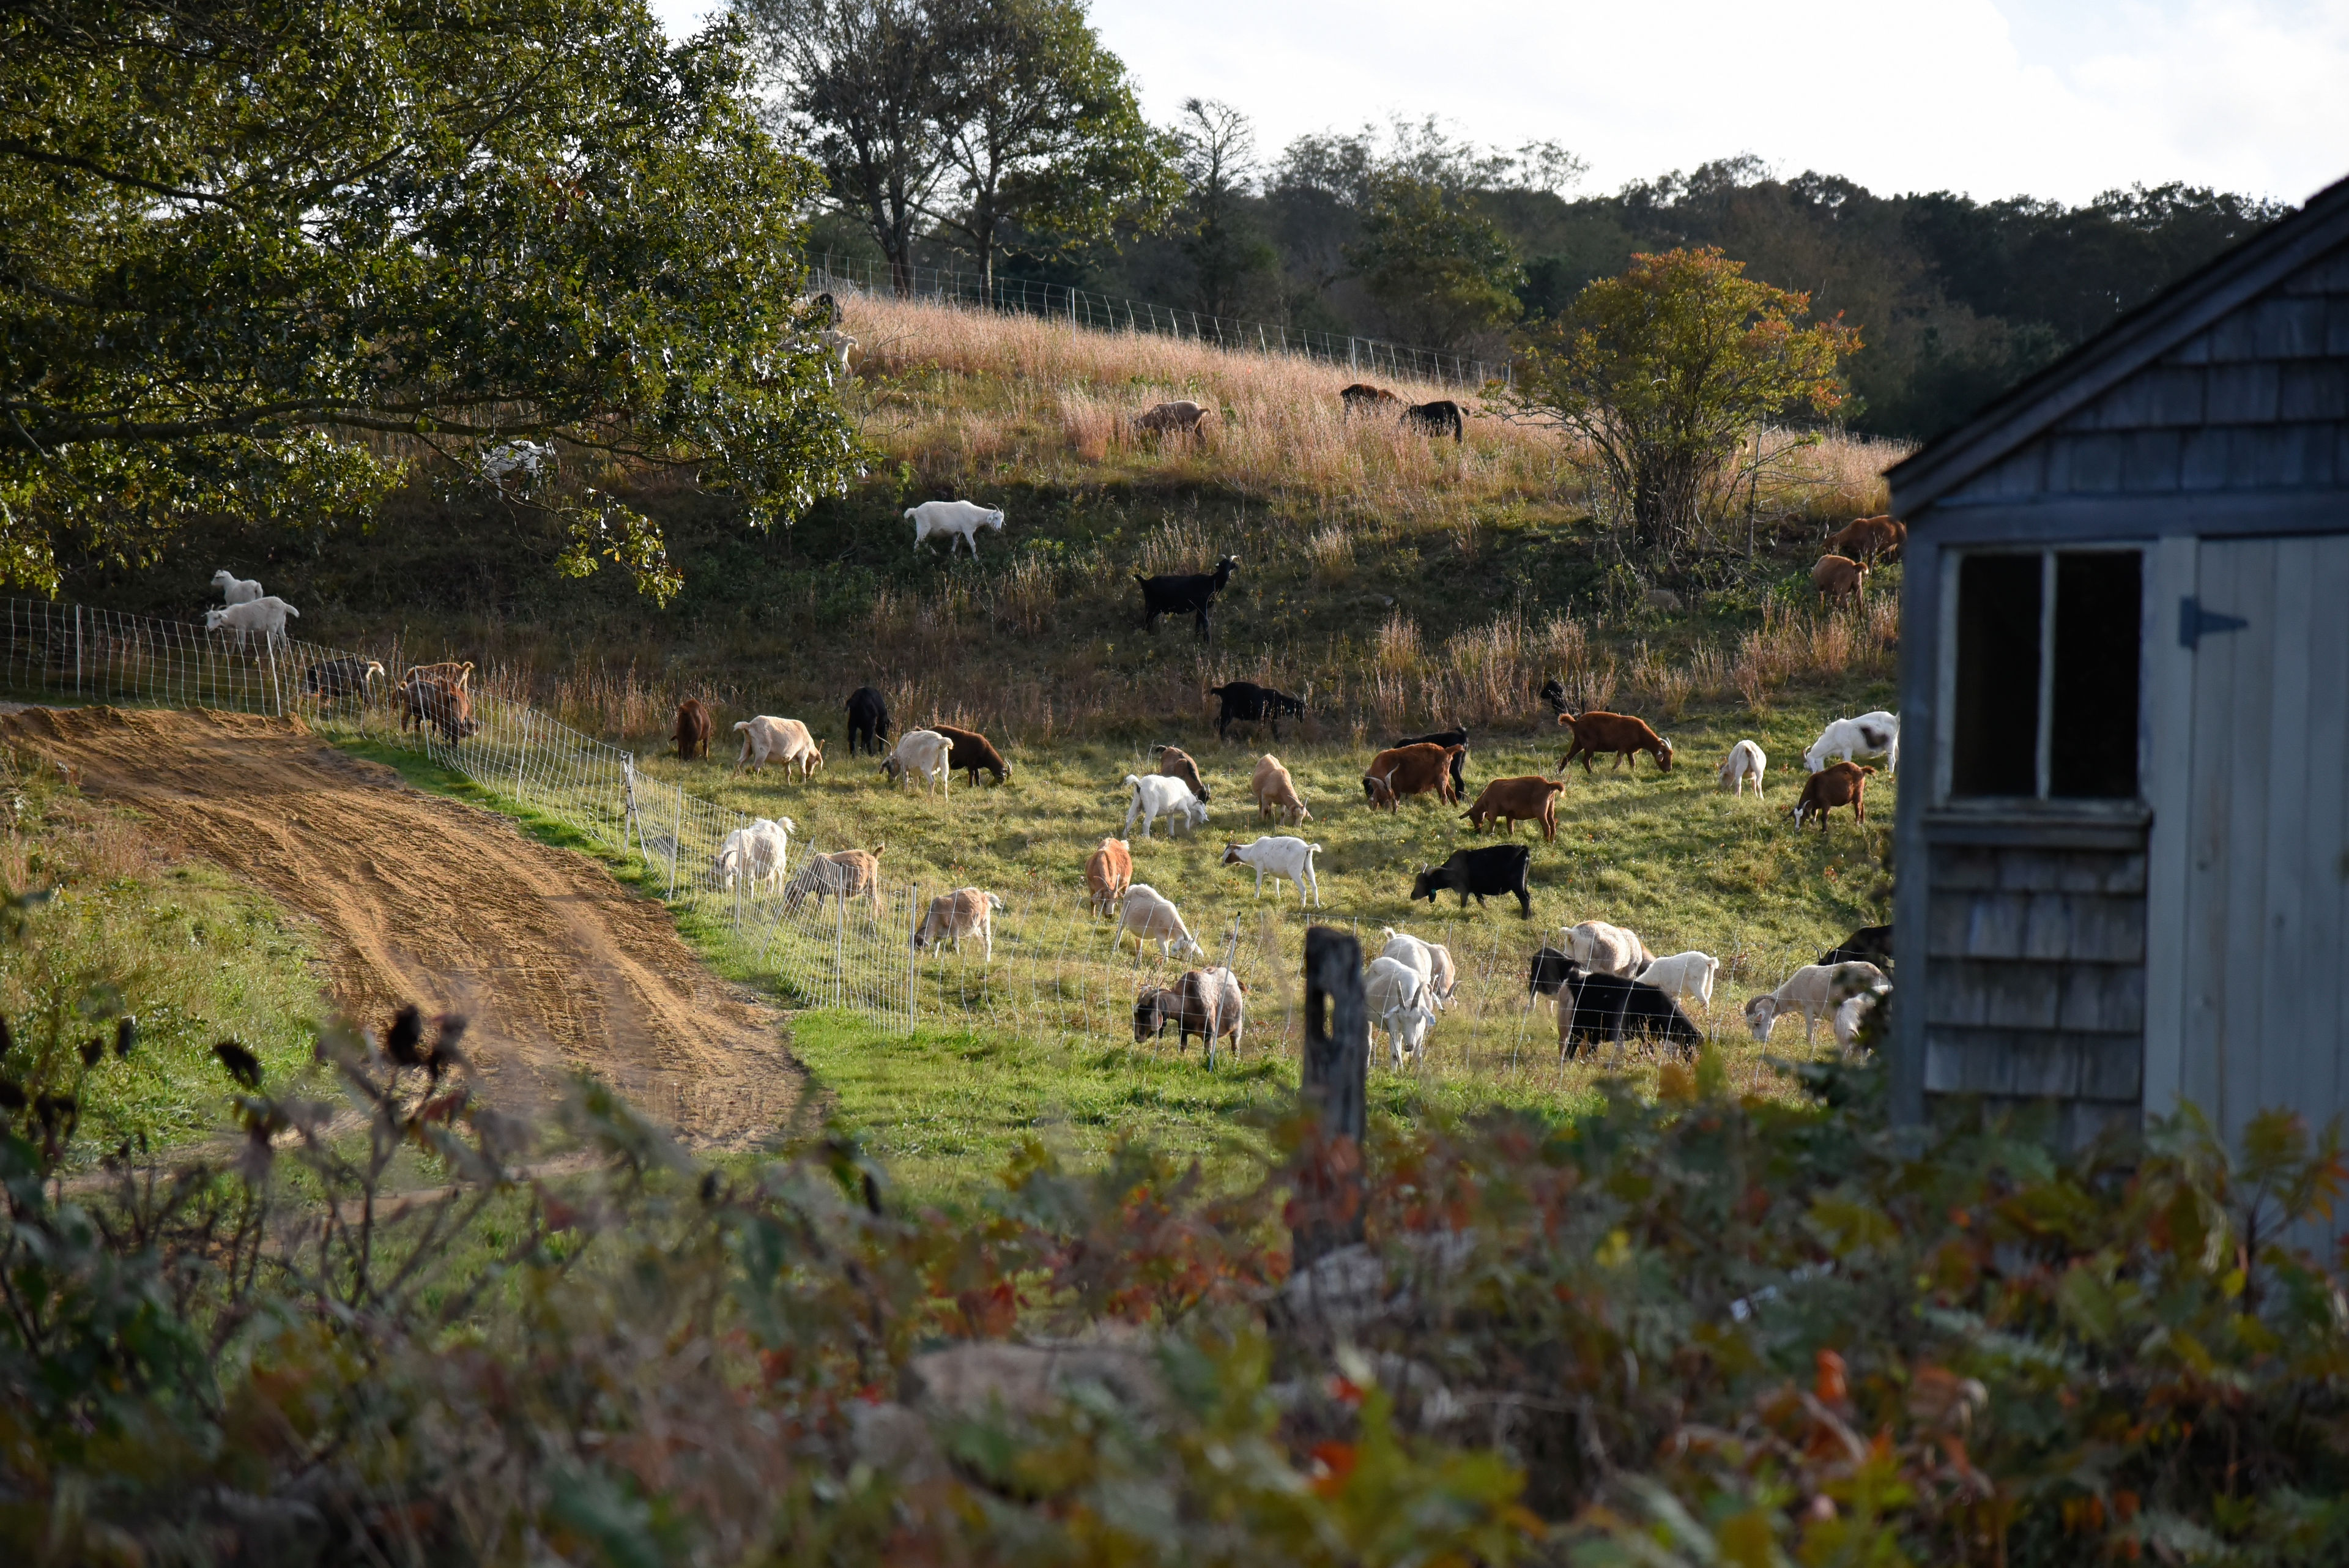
[1935, 543, 2148, 809]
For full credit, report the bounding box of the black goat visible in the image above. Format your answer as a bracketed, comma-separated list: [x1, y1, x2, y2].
[1409, 844, 1532, 918]
[1135, 554, 1241, 639]
[1390, 726, 1469, 797]
[1209, 680, 1306, 741]
[1401, 399, 1464, 443]
[1818, 923, 1894, 969]
[1554, 960, 1704, 1055]
[1538, 678, 1572, 719]
[845, 686, 891, 756]
[1526, 944, 1575, 1002]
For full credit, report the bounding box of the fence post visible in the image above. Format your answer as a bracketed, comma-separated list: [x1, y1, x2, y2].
[73, 605, 83, 697]
[1293, 927, 1368, 1268]
[906, 883, 921, 1033]
[514, 707, 530, 800]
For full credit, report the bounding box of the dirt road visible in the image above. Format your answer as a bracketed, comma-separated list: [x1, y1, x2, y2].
[2, 706, 799, 1147]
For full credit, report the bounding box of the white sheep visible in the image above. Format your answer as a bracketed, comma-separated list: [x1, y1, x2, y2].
[906, 499, 1006, 559]
[1219, 836, 1321, 906]
[1565, 920, 1652, 977]
[1123, 773, 1206, 839]
[880, 729, 954, 797]
[204, 596, 299, 648]
[1718, 740, 1767, 796]
[210, 570, 263, 606]
[1365, 954, 1436, 1068]
[1743, 961, 1890, 1044]
[1110, 883, 1204, 960]
[1376, 927, 1458, 1013]
[714, 816, 795, 896]
[1635, 950, 1720, 1011]
[1804, 712, 1899, 775]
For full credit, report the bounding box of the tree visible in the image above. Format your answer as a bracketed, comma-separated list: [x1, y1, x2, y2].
[1345, 173, 1524, 350]
[1172, 99, 1277, 319]
[2, 0, 858, 600]
[1508, 247, 1860, 562]
[925, 0, 1177, 292]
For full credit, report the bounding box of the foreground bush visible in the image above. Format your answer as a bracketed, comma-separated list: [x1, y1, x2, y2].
[4, 893, 2347, 1564]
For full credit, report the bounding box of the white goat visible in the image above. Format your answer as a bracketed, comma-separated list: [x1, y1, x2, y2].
[204, 596, 299, 648]
[881, 729, 954, 797]
[1365, 955, 1437, 1068]
[210, 570, 264, 606]
[1123, 773, 1206, 839]
[1377, 927, 1458, 1013]
[1832, 978, 1892, 1051]
[483, 440, 554, 483]
[1743, 961, 1890, 1044]
[1804, 712, 1900, 775]
[714, 816, 795, 896]
[906, 499, 1006, 559]
[1220, 836, 1321, 906]
[1110, 883, 1204, 960]
[1718, 740, 1767, 796]
[1635, 950, 1720, 1011]
[1565, 920, 1652, 977]
[735, 716, 824, 780]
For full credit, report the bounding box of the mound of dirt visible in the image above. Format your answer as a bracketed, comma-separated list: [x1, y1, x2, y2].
[2, 705, 800, 1148]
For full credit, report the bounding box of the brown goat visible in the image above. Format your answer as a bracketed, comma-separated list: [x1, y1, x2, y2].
[928, 722, 1010, 785]
[1813, 554, 1869, 606]
[1824, 513, 1906, 562]
[1085, 836, 1133, 918]
[1794, 762, 1876, 830]
[1362, 743, 1463, 811]
[1154, 744, 1209, 803]
[1556, 711, 1673, 775]
[1461, 776, 1565, 841]
[675, 698, 714, 760]
[1340, 383, 1400, 414]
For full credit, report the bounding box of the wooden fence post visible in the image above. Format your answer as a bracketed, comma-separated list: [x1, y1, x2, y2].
[1293, 926, 1368, 1268]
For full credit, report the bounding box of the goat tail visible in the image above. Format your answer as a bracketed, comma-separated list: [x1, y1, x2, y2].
[732, 720, 751, 732]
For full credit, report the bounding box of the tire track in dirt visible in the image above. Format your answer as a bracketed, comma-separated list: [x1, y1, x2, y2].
[2, 706, 800, 1148]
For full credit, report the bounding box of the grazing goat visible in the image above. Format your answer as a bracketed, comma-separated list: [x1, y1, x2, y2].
[1249, 753, 1310, 824]
[907, 499, 1006, 559]
[1803, 712, 1900, 775]
[1556, 961, 1704, 1055]
[845, 686, 891, 756]
[205, 596, 299, 648]
[1378, 927, 1458, 1012]
[715, 817, 795, 897]
[1220, 836, 1322, 906]
[735, 716, 824, 781]
[1365, 955, 1438, 1068]
[1525, 945, 1574, 1009]
[1362, 743, 1463, 811]
[782, 847, 883, 913]
[880, 729, 954, 797]
[1812, 554, 1869, 606]
[1744, 962, 1888, 1044]
[1461, 776, 1564, 841]
[914, 888, 1003, 960]
[1556, 710, 1673, 775]
[1153, 744, 1209, 802]
[1134, 399, 1209, 435]
[1401, 399, 1464, 443]
[1209, 680, 1305, 741]
[1567, 920, 1652, 977]
[1642, 588, 1683, 613]
[1085, 838, 1133, 918]
[675, 699, 714, 761]
[1110, 883, 1204, 960]
[1818, 924, 1894, 969]
[398, 671, 478, 745]
[929, 722, 1009, 786]
[1132, 967, 1247, 1065]
[1340, 383, 1400, 414]
[1718, 739, 1767, 796]
[1794, 762, 1875, 830]
[406, 660, 474, 689]
[1833, 978, 1892, 1051]
[1824, 513, 1906, 562]
[300, 657, 382, 702]
[1635, 951, 1720, 1012]
[1136, 555, 1239, 639]
[1123, 773, 1207, 839]
[1411, 844, 1532, 918]
[1390, 726, 1469, 797]
[210, 570, 264, 606]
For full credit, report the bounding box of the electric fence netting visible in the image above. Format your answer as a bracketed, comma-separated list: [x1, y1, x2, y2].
[0, 600, 1831, 1084]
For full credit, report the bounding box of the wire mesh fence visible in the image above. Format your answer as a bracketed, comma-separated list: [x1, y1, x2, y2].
[811, 253, 1511, 392]
[0, 598, 1843, 1078]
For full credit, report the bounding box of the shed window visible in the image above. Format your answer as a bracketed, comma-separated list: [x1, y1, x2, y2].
[1948, 549, 2141, 801]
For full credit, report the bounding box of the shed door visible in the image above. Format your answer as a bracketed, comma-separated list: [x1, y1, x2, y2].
[2179, 534, 2349, 1143]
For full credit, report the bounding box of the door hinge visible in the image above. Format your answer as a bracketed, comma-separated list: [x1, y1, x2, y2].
[2179, 596, 2249, 649]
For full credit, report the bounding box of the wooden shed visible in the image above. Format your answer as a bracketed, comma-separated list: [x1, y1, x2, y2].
[1886, 171, 2349, 1148]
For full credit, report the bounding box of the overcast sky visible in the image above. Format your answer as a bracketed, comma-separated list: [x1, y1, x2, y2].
[656, 0, 2349, 206]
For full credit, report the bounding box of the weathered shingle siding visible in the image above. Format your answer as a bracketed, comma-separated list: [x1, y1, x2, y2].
[1937, 239, 2349, 507]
